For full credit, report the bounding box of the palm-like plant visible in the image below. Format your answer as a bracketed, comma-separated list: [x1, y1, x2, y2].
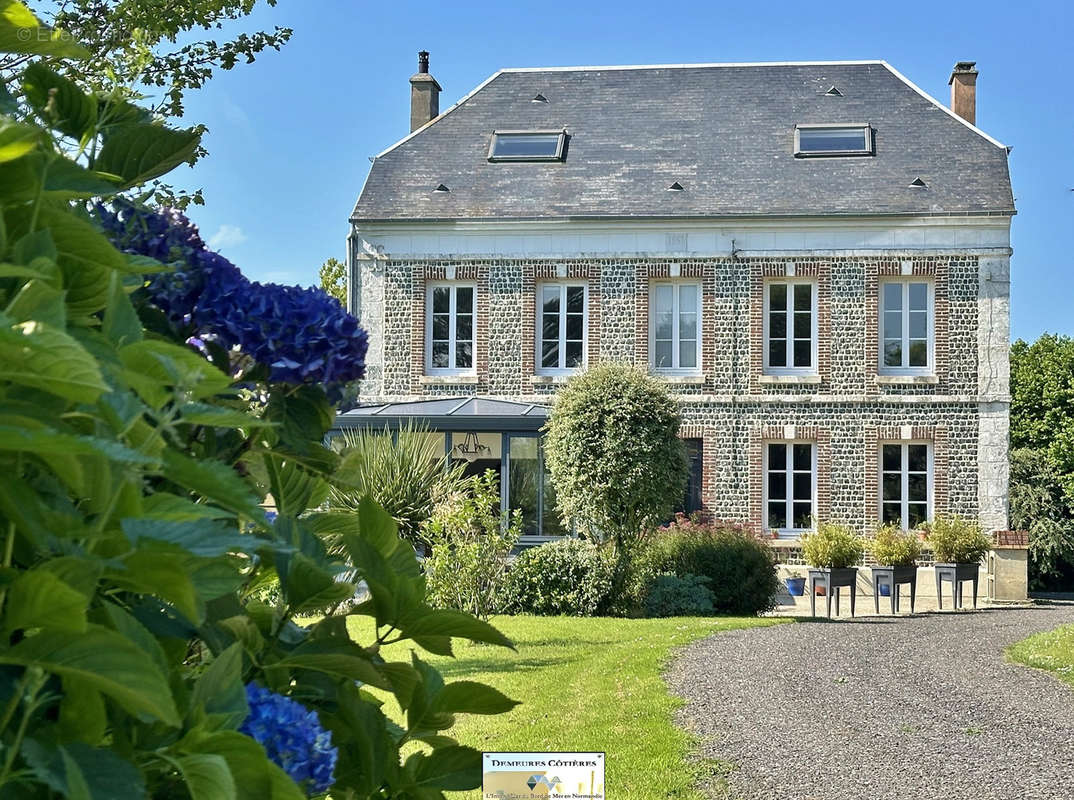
[328, 423, 469, 551]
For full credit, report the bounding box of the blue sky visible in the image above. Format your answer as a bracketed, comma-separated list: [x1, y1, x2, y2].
[169, 0, 1072, 342]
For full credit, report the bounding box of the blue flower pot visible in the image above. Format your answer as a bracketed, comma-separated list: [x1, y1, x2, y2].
[785, 577, 806, 596]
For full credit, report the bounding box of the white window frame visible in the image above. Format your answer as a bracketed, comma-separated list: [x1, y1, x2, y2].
[793, 123, 873, 157]
[425, 282, 477, 375]
[878, 441, 934, 530]
[762, 440, 817, 538]
[535, 282, 588, 375]
[762, 280, 818, 375]
[878, 279, 934, 376]
[649, 280, 703, 375]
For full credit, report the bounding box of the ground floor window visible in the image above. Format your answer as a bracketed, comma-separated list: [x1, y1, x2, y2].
[677, 438, 704, 516]
[880, 442, 931, 529]
[764, 441, 815, 536]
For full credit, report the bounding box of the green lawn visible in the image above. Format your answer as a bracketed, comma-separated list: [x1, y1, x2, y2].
[362, 615, 787, 799]
[1008, 623, 1074, 688]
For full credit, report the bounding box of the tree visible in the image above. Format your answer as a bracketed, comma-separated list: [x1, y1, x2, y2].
[4, 1, 292, 207]
[320, 255, 347, 304]
[543, 364, 688, 552]
[1010, 449, 1074, 590]
[1011, 335, 1074, 500]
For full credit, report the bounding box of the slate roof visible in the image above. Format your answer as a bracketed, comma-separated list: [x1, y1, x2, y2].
[351, 61, 1014, 222]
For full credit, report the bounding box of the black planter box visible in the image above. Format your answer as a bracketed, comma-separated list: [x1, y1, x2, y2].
[870, 565, 918, 615]
[808, 567, 859, 618]
[934, 562, 981, 610]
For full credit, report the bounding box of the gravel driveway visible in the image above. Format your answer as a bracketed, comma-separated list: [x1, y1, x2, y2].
[667, 605, 1074, 800]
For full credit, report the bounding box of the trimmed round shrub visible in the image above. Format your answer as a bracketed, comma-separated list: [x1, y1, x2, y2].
[630, 515, 779, 616]
[802, 522, 865, 568]
[499, 539, 616, 616]
[927, 514, 992, 563]
[869, 523, 922, 566]
[644, 573, 715, 617]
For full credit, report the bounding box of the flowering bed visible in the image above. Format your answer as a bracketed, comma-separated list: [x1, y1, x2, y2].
[0, 4, 516, 798]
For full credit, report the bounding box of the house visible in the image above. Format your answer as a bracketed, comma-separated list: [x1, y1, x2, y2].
[341, 53, 1025, 597]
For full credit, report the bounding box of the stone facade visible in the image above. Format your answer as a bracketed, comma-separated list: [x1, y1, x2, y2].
[355, 248, 1010, 538]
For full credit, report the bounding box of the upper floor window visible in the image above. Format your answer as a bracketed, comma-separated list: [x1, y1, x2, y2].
[794, 124, 873, 157]
[765, 441, 815, 536]
[538, 283, 586, 373]
[764, 281, 817, 374]
[488, 130, 567, 162]
[880, 280, 933, 373]
[650, 282, 701, 374]
[426, 283, 475, 374]
[880, 442, 932, 529]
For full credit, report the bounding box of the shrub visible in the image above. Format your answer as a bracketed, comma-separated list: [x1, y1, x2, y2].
[869, 524, 922, 566]
[928, 514, 992, 564]
[424, 470, 522, 620]
[802, 522, 865, 568]
[327, 422, 469, 551]
[500, 539, 616, 616]
[630, 515, 779, 615]
[0, 15, 516, 796]
[643, 574, 715, 617]
[543, 364, 687, 551]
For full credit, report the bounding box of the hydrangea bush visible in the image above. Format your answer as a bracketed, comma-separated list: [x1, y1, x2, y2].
[0, 5, 516, 798]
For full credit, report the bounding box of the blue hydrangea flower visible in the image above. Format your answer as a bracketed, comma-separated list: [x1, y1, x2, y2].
[94, 201, 368, 390]
[239, 683, 338, 795]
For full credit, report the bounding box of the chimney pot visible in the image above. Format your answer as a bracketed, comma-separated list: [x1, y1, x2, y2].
[409, 50, 442, 132]
[949, 61, 978, 125]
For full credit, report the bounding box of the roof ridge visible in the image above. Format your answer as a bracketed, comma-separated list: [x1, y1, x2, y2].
[499, 59, 887, 72]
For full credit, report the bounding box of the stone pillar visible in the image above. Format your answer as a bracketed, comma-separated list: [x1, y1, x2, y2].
[988, 530, 1029, 602]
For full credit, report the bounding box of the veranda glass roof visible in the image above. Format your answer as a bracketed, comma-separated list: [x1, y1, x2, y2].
[334, 396, 549, 432]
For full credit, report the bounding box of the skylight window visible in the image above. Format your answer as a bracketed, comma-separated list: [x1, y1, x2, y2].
[488, 130, 567, 162]
[794, 124, 873, 157]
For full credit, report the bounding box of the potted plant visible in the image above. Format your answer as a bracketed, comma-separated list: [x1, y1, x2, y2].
[868, 524, 922, 614]
[927, 515, 991, 610]
[801, 522, 865, 617]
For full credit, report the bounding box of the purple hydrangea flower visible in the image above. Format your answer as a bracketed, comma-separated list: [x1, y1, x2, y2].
[239, 683, 338, 795]
[95, 201, 368, 389]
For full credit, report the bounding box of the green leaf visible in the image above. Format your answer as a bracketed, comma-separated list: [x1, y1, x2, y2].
[265, 452, 328, 517]
[177, 754, 236, 800]
[4, 276, 65, 325]
[121, 517, 256, 557]
[22, 62, 97, 139]
[0, 625, 180, 725]
[178, 731, 275, 800]
[276, 642, 390, 690]
[0, 1, 89, 57]
[121, 339, 231, 409]
[0, 119, 39, 163]
[94, 122, 201, 188]
[3, 569, 88, 633]
[401, 609, 514, 651]
[102, 271, 142, 346]
[107, 548, 202, 624]
[189, 643, 248, 731]
[278, 551, 354, 613]
[161, 447, 263, 520]
[0, 422, 156, 466]
[432, 681, 519, 715]
[43, 157, 121, 197]
[178, 402, 273, 428]
[409, 745, 482, 791]
[12, 227, 57, 264]
[0, 317, 109, 403]
[37, 555, 102, 600]
[57, 677, 106, 745]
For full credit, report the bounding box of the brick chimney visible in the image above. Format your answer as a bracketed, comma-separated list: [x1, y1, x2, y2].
[410, 50, 441, 132]
[949, 61, 978, 125]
